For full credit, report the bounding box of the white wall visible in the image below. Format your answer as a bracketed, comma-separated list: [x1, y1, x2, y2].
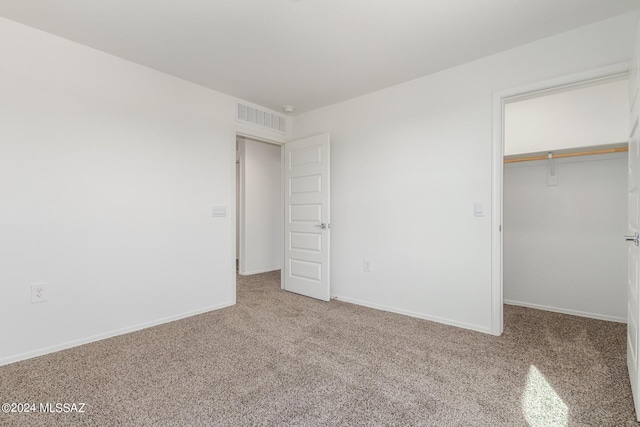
[0, 17, 287, 366]
[292, 11, 639, 333]
[505, 79, 630, 155]
[504, 154, 627, 321]
[238, 138, 282, 275]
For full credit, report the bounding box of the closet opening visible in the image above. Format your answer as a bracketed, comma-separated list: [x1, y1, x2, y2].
[502, 75, 629, 323]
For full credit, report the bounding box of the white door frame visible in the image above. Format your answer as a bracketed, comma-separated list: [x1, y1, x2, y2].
[232, 130, 285, 301]
[236, 134, 284, 276]
[490, 62, 630, 336]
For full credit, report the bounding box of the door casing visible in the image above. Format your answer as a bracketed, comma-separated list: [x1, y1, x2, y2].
[490, 62, 630, 336]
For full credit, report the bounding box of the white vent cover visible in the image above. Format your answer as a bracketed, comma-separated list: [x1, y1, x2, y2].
[236, 102, 286, 133]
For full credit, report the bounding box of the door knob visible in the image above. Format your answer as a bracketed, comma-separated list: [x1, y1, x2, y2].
[315, 223, 329, 229]
[626, 232, 640, 246]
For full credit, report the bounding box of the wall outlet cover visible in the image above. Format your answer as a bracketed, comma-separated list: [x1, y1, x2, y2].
[31, 283, 48, 303]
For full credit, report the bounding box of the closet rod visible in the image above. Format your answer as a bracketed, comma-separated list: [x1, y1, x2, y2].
[504, 146, 628, 164]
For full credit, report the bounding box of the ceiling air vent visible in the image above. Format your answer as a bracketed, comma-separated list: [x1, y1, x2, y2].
[236, 101, 286, 134]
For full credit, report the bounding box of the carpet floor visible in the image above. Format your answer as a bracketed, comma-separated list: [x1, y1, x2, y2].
[0, 270, 636, 426]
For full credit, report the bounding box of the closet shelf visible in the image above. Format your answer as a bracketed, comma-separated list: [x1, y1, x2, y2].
[504, 144, 628, 164]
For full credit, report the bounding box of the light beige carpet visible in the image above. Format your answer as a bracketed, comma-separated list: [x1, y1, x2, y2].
[0, 270, 636, 426]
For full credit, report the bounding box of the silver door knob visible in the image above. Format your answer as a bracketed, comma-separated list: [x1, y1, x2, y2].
[315, 223, 327, 229]
[626, 232, 640, 246]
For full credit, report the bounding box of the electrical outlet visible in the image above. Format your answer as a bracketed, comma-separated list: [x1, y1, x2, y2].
[364, 259, 372, 272]
[31, 283, 48, 303]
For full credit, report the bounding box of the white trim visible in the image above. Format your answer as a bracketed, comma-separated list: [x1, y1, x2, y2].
[331, 294, 492, 335]
[0, 301, 235, 367]
[239, 266, 281, 276]
[281, 145, 285, 290]
[491, 61, 630, 337]
[504, 300, 626, 323]
[236, 131, 285, 146]
[237, 137, 246, 277]
[230, 130, 238, 305]
[491, 88, 504, 336]
[493, 63, 630, 104]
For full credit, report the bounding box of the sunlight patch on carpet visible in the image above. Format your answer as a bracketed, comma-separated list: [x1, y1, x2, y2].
[522, 365, 568, 427]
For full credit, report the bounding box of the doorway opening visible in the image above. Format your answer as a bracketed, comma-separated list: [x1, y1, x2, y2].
[491, 63, 630, 335]
[236, 135, 282, 276]
[504, 77, 628, 322]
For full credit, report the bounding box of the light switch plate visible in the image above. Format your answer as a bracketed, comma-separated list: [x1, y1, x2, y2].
[474, 202, 484, 217]
[212, 205, 227, 217]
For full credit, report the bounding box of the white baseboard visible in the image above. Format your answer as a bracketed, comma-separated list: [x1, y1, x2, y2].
[239, 266, 280, 276]
[0, 301, 235, 367]
[330, 294, 492, 334]
[504, 299, 626, 323]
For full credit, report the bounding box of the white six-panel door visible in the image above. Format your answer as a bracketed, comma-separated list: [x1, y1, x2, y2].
[283, 133, 330, 301]
[628, 27, 640, 421]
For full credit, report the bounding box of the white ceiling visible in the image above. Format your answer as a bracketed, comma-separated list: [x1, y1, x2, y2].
[1, 0, 639, 114]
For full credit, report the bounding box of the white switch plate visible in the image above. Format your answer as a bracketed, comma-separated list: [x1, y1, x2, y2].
[212, 205, 227, 217]
[474, 202, 484, 217]
[31, 283, 48, 303]
[364, 259, 372, 272]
